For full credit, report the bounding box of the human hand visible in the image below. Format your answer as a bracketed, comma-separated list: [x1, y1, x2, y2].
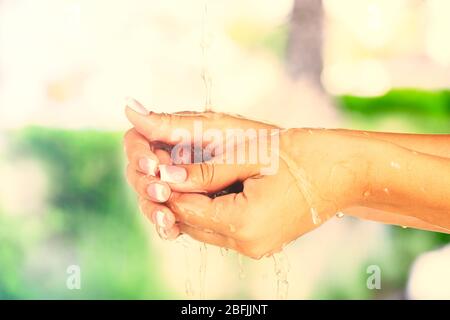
[124, 99, 368, 258]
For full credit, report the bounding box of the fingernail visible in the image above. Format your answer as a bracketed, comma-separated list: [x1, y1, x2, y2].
[159, 164, 187, 183]
[155, 210, 167, 228]
[139, 158, 157, 176]
[125, 97, 148, 115]
[147, 183, 170, 202]
[156, 226, 169, 240]
[157, 225, 179, 241]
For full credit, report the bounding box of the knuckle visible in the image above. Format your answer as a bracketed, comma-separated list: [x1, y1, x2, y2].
[130, 148, 147, 165]
[160, 113, 173, 128]
[124, 129, 134, 141]
[238, 243, 264, 260]
[125, 164, 135, 185]
[140, 199, 156, 218]
[137, 174, 150, 195]
[123, 130, 133, 151]
[138, 197, 149, 214]
[198, 163, 215, 188]
[123, 129, 138, 147]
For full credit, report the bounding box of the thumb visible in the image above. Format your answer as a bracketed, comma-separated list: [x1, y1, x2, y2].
[159, 161, 260, 193]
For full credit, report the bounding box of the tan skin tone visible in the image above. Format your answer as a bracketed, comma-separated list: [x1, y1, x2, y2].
[124, 99, 450, 259]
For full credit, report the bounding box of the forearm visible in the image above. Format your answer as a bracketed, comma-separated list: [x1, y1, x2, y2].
[344, 206, 450, 233]
[293, 129, 450, 232]
[332, 129, 450, 159]
[354, 138, 450, 231]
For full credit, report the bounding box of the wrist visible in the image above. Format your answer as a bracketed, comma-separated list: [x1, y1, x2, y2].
[282, 128, 371, 210]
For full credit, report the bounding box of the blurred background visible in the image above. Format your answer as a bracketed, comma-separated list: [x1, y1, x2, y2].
[1, 0, 449, 299]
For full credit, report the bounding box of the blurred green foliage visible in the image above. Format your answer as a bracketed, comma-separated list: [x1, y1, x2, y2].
[310, 225, 450, 300]
[0, 128, 169, 299]
[337, 89, 450, 133]
[1, 89, 450, 299]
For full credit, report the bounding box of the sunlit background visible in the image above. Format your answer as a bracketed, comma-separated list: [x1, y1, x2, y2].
[1, 0, 449, 299]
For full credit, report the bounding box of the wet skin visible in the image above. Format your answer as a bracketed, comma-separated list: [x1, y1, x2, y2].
[124, 98, 450, 258]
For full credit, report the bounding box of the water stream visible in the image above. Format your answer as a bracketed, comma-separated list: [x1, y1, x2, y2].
[179, 0, 291, 300]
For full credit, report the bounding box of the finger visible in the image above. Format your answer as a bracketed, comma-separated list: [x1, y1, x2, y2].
[159, 162, 257, 193]
[154, 148, 172, 165]
[125, 104, 276, 146]
[167, 191, 248, 236]
[179, 224, 236, 250]
[155, 149, 201, 192]
[124, 128, 159, 176]
[139, 197, 176, 229]
[126, 138, 256, 194]
[139, 197, 180, 240]
[127, 165, 171, 202]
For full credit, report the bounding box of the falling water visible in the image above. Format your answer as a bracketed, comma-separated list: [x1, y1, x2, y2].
[272, 251, 290, 300]
[182, 1, 292, 300]
[220, 247, 229, 257]
[200, 0, 213, 111]
[199, 242, 208, 299]
[237, 254, 246, 279]
[196, 0, 212, 300]
[278, 151, 321, 226]
[178, 235, 195, 297]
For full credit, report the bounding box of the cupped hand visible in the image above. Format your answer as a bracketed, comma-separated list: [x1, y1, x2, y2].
[124, 99, 367, 258]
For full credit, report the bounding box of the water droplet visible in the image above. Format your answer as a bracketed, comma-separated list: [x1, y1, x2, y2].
[336, 212, 345, 218]
[229, 224, 236, 233]
[311, 207, 321, 225]
[390, 161, 401, 169]
[363, 190, 371, 197]
[401, 226, 408, 229]
[220, 247, 229, 257]
[383, 187, 390, 195]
